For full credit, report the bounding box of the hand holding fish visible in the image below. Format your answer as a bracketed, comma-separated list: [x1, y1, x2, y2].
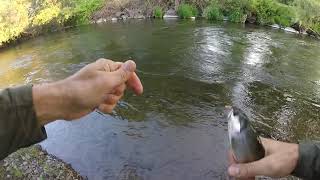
[228, 138, 299, 179]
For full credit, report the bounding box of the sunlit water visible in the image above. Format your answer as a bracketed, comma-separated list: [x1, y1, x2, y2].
[0, 20, 319, 180]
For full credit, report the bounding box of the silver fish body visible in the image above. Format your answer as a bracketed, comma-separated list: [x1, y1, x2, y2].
[226, 106, 265, 163]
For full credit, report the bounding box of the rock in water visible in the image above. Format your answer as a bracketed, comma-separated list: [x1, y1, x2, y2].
[270, 24, 280, 29]
[284, 27, 299, 34]
[226, 106, 265, 163]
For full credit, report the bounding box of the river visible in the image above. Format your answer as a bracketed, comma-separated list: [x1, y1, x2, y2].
[0, 19, 319, 180]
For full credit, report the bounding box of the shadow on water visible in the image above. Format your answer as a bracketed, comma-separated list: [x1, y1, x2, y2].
[0, 19, 319, 179]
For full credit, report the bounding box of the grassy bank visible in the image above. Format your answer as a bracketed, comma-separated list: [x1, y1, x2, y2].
[175, 0, 319, 36]
[1, 0, 320, 47]
[202, 0, 320, 32]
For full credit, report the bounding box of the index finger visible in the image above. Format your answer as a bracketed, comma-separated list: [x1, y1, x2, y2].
[93, 58, 123, 72]
[127, 72, 143, 95]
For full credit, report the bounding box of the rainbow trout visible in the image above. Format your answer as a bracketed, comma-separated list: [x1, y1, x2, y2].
[226, 106, 265, 163]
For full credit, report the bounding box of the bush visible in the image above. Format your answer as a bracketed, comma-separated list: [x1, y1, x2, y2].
[203, 1, 223, 21]
[0, 0, 30, 46]
[0, 0, 105, 46]
[153, 6, 164, 18]
[274, 4, 295, 27]
[294, 0, 320, 33]
[222, 0, 252, 23]
[251, 0, 278, 25]
[32, 3, 61, 26]
[177, 3, 198, 19]
[71, 0, 104, 24]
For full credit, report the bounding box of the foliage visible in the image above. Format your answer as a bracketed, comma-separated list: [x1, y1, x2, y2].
[32, 2, 61, 26]
[277, 0, 294, 5]
[293, 0, 320, 32]
[221, 0, 251, 23]
[154, 6, 164, 18]
[0, 0, 30, 46]
[274, 3, 295, 27]
[177, 3, 198, 19]
[251, 0, 278, 25]
[203, 1, 223, 20]
[203, 0, 295, 24]
[71, 0, 104, 24]
[249, 0, 295, 26]
[0, 0, 104, 46]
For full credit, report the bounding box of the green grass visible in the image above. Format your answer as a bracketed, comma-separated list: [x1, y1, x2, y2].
[294, 0, 320, 33]
[177, 3, 198, 19]
[204, 3, 223, 21]
[153, 6, 164, 18]
[274, 3, 295, 27]
[71, 0, 104, 24]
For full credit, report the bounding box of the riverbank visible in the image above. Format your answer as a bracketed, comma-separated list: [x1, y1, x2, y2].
[0, 145, 85, 179]
[1, 0, 320, 49]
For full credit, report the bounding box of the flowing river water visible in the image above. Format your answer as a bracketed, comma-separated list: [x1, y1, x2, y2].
[0, 20, 320, 180]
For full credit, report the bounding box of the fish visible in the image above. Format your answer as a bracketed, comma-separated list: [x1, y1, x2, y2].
[226, 106, 265, 163]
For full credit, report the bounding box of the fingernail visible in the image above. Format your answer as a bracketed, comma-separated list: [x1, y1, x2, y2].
[228, 165, 240, 176]
[123, 60, 135, 72]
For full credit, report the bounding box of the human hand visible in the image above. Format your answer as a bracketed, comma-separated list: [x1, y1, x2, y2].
[228, 138, 299, 179]
[33, 58, 143, 125]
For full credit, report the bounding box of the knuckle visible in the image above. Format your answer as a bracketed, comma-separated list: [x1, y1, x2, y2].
[109, 95, 118, 104]
[117, 84, 126, 93]
[120, 70, 127, 81]
[104, 63, 111, 72]
[96, 58, 106, 63]
[105, 94, 119, 104]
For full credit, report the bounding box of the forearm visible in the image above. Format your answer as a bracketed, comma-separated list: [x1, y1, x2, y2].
[33, 81, 69, 125]
[293, 143, 320, 179]
[0, 85, 47, 160]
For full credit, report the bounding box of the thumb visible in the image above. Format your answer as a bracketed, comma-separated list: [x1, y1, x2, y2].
[228, 164, 255, 179]
[228, 158, 270, 179]
[109, 60, 136, 86]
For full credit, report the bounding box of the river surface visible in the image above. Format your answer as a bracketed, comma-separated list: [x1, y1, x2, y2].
[0, 20, 320, 180]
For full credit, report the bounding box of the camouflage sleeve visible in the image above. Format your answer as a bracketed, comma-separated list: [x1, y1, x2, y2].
[292, 143, 320, 180]
[0, 85, 47, 160]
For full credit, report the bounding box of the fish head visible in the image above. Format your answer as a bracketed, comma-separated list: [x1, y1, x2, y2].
[226, 106, 250, 132]
[226, 106, 241, 146]
[226, 106, 241, 133]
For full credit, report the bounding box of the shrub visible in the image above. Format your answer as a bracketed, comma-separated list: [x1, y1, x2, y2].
[32, 3, 61, 26]
[294, 0, 320, 33]
[228, 9, 247, 23]
[252, 0, 278, 25]
[274, 4, 295, 27]
[177, 3, 198, 19]
[0, 0, 30, 46]
[203, 1, 223, 21]
[222, 0, 252, 23]
[72, 0, 104, 24]
[154, 6, 164, 18]
[0, 0, 105, 46]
